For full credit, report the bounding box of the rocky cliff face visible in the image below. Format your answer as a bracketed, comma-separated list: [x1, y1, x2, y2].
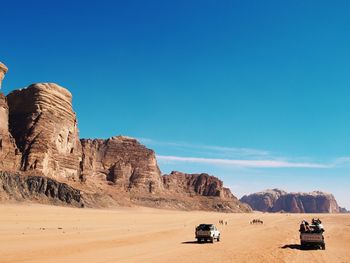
[0, 171, 83, 207]
[7, 83, 82, 180]
[0, 62, 8, 89]
[80, 136, 163, 193]
[162, 171, 251, 212]
[240, 189, 286, 212]
[0, 63, 20, 171]
[240, 189, 340, 213]
[164, 171, 233, 199]
[0, 93, 20, 171]
[272, 191, 340, 213]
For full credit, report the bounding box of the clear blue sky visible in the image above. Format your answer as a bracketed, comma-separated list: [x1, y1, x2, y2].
[2, 0, 350, 208]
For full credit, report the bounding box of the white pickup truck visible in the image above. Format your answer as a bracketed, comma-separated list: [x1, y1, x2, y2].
[195, 224, 220, 243]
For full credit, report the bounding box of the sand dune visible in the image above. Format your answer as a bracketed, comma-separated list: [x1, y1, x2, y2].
[0, 204, 349, 263]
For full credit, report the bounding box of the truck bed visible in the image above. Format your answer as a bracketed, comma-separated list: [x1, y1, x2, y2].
[300, 232, 325, 250]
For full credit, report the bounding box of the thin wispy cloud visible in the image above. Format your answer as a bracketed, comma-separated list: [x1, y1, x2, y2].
[332, 157, 350, 167]
[138, 138, 270, 158]
[140, 138, 341, 169]
[157, 155, 331, 169]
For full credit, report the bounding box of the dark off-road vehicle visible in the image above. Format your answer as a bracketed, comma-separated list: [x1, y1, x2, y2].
[195, 224, 220, 243]
[299, 218, 325, 250]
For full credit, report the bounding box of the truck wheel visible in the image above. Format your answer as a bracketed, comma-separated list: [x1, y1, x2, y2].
[210, 237, 214, 243]
[217, 235, 220, 242]
[322, 244, 326, 250]
[197, 238, 201, 243]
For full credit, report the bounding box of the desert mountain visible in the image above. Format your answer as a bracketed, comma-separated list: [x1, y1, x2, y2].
[0, 63, 249, 212]
[240, 189, 340, 213]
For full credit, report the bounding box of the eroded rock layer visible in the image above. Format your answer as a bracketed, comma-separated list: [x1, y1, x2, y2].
[7, 83, 82, 180]
[80, 136, 163, 193]
[0, 172, 83, 207]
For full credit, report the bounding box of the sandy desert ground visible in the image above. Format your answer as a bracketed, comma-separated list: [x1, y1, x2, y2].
[0, 204, 349, 263]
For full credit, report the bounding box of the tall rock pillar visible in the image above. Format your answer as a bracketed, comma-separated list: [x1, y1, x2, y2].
[0, 62, 8, 90]
[7, 83, 82, 180]
[0, 62, 20, 171]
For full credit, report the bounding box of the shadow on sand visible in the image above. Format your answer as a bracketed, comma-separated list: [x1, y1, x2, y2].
[181, 241, 204, 245]
[281, 244, 318, 251]
[281, 244, 302, 250]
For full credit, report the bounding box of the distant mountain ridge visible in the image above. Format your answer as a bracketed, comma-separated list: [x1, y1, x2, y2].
[240, 189, 341, 213]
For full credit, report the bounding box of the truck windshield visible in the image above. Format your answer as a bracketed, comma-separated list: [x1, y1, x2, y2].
[197, 225, 213, 231]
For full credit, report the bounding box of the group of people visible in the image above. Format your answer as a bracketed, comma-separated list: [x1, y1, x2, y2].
[299, 218, 324, 233]
[218, 220, 227, 225]
[250, 219, 263, 224]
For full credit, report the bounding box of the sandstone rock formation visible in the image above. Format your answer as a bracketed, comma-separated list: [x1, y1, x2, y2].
[240, 189, 340, 213]
[161, 171, 252, 212]
[80, 136, 163, 193]
[0, 64, 250, 212]
[272, 191, 340, 213]
[0, 62, 8, 89]
[7, 83, 82, 180]
[0, 94, 21, 171]
[163, 171, 234, 199]
[0, 171, 83, 207]
[0, 62, 20, 171]
[240, 189, 286, 212]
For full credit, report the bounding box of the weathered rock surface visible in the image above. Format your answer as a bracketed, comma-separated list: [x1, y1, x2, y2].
[272, 191, 340, 213]
[163, 171, 233, 198]
[0, 62, 20, 171]
[0, 93, 21, 171]
[0, 63, 21, 172]
[162, 171, 252, 212]
[0, 62, 8, 89]
[0, 171, 83, 207]
[240, 189, 340, 213]
[7, 83, 82, 180]
[240, 188, 286, 212]
[80, 136, 163, 193]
